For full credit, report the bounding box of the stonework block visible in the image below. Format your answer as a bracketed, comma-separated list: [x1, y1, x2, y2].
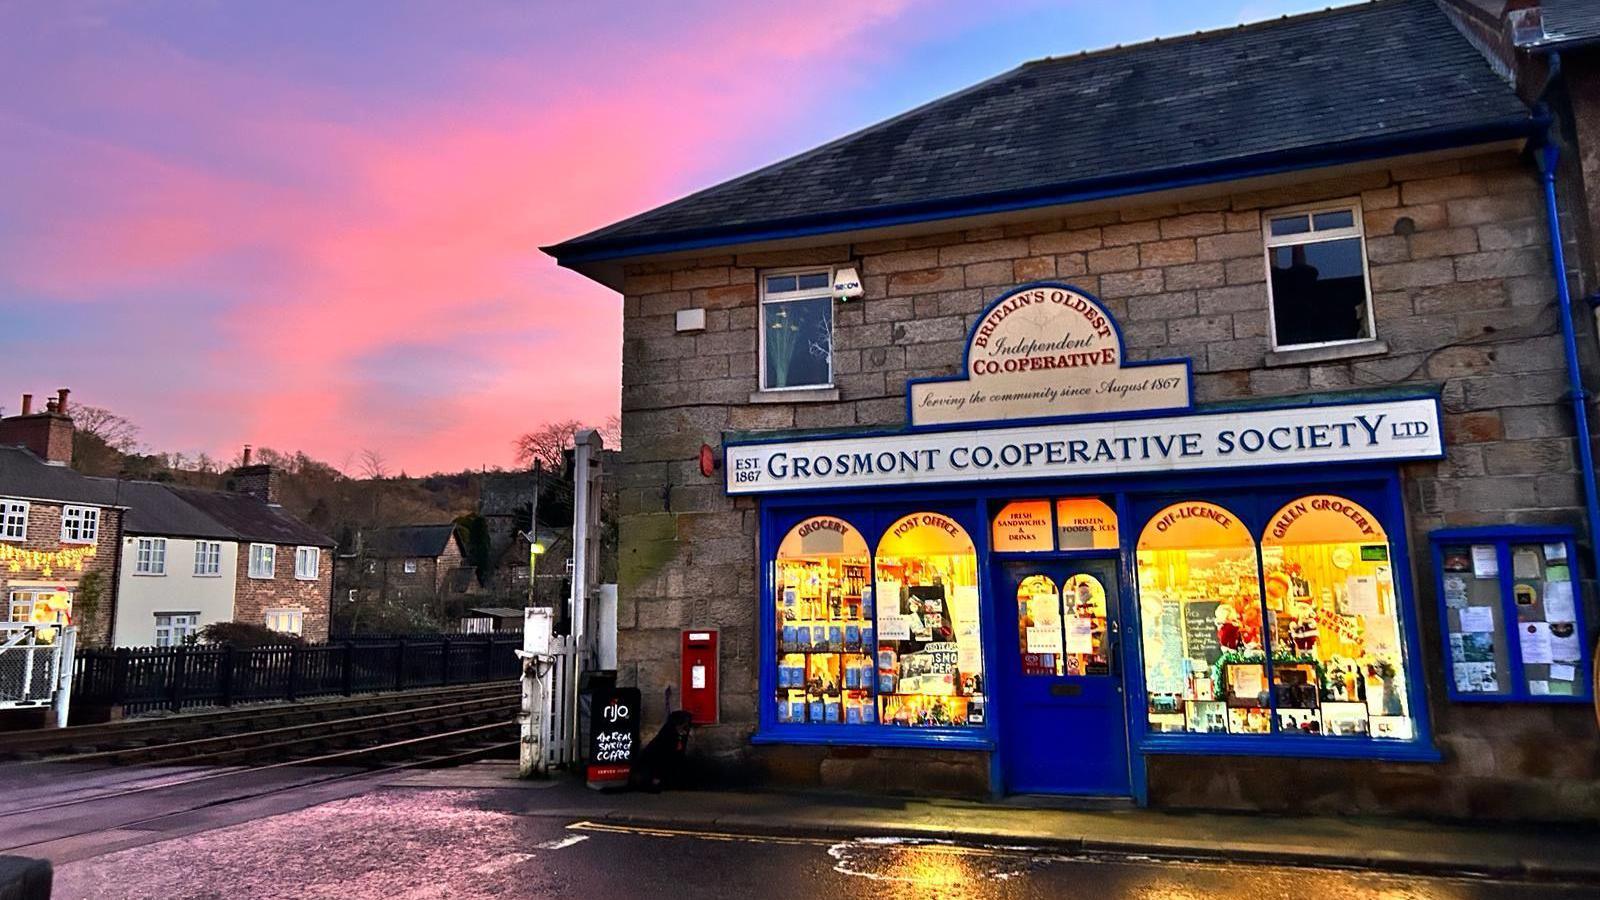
[1139, 238, 1197, 267]
[1164, 262, 1226, 290]
[1086, 245, 1139, 273]
[1102, 220, 1161, 246]
[1029, 230, 1102, 254]
[1195, 231, 1261, 261]
[1098, 268, 1165, 298]
[937, 237, 1029, 267]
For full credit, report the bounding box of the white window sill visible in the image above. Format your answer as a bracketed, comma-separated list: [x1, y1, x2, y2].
[61, 539, 97, 546]
[132, 572, 167, 577]
[194, 572, 222, 578]
[248, 574, 274, 580]
[1264, 340, 1388, 368]
[748, 387, 841, 404]
[295, 575, 319, 582]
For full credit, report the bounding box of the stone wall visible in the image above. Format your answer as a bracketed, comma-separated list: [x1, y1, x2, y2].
[232, 544, 332, 642]
[615, 150, 1600, 817]
[0, 502, 122, 647]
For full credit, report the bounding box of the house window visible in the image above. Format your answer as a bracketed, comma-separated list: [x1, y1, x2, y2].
[134, 538, 168, 575]
[295, 546, 320, 580]
[404, 559, 419, 574]
[6, 588, 70, 633]
[249, 544, 276, 579]
[61, 506, 99, 544]
[263, 608, 303, 635]
[759, 268, 834, 391]
[1262, 203, 1375, 350]
[194, 541, 223, 576]
[154, 612, 200, 647]
[0, 500, 27, 541]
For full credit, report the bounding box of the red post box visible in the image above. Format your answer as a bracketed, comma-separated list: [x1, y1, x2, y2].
[680, 629, 719, 724]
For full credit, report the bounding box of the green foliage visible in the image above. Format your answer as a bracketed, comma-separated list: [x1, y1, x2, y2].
[453, 513, 492, 585]
[74, 570, 104, 632]
[198, 621, 302, 646]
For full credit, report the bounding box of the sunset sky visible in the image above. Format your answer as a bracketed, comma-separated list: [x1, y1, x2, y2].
[1, 0, 1332, 475]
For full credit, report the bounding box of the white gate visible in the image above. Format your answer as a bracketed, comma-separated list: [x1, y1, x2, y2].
[1, 624, 76, 725]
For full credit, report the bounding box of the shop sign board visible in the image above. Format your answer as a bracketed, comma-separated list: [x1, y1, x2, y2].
[727, 397, 1441, 495]
[908, 283, 1191, 427]
[586, 686, 641, 789]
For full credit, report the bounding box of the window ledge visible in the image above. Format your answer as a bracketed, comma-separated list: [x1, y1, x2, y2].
[748, 387, 840, 404]
[1139, 735, 1440, 763]
[1264, 340, 1388, 368]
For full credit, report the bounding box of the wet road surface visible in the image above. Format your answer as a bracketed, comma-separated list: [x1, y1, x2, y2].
[47, 786, 1593, 899]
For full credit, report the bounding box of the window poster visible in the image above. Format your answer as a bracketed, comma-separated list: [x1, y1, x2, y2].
[1471, 545, 1498, 579]
[1442, 574, 1469, 609]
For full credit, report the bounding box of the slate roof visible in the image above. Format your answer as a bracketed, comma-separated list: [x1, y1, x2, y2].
[164, 486, 335, 548]
[117, 481, 235, 540]
[545, 0, 1532, 265]
[0, 445, 121, 506]
[1532, 0, 1600, 46]
[363, 524, 459, 559]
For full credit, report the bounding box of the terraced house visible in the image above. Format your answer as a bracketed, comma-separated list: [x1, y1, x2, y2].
[546, 0, 1598, 821]
[1, 396, 334, 646]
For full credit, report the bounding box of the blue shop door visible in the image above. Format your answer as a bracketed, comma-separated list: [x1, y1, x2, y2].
[997, 558, 1130, 795]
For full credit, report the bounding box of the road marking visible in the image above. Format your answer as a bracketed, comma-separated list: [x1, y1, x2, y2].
[566, 820, 828, 846]
[471, 852, 538, 875]
[535, 835, 589, 850]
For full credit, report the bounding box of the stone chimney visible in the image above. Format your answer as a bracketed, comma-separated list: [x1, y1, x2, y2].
[228, 444, 282, 505]
[0, 389, 75, 465]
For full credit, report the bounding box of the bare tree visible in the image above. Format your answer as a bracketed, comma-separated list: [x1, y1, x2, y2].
[69, 405, 140, 453]
[599, 414, 622, 450]
[514, 419, 583, 471]
[357, 448, 389, 480]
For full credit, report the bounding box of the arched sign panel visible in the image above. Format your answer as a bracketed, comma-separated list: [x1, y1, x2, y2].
[908, 283, 1191, 427]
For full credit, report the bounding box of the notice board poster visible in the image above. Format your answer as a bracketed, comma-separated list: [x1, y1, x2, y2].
[587, 686, 641, 789]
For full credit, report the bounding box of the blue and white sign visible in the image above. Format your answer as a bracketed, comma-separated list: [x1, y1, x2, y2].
[726, 397, 1441, 495]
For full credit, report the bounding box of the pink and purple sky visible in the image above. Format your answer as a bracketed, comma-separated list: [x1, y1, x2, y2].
[0, 0, 1331, 474]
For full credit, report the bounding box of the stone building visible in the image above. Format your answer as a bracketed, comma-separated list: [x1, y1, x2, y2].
[545, 0, 1598, 821]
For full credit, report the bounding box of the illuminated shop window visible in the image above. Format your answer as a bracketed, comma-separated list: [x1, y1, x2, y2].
[1136, 495, 1416, 742]
[1136, 502, 1267, 735]
[774, 517, 875, 726]
[1055, 498, 1119, 550]
[1261, 496, 1412, 740]
[1062, 572, 1111, 676]
[874, 513, 985, 728]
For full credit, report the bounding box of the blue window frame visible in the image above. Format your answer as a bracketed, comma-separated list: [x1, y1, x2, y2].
[1430, 526, 1591, 704]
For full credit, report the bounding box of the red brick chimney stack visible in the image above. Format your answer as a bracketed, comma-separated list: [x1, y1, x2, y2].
[229, 444, 281, 505]
[0, 389, 75, 465]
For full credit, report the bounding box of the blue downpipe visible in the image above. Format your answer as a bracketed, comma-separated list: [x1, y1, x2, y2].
[1536, 133, 1600, 588]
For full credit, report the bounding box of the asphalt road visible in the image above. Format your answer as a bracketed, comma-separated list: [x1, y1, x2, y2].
[38, 784, 1592, 900]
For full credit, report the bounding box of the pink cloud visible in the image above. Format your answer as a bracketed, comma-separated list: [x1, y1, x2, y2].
[1, 0, 988, 473]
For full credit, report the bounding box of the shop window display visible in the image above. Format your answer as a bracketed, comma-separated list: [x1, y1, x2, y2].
[1261, 495, 1412, 739]
[1136, 495, 1417, 742]
[1063, 573, 1111, 676]
[1136, 502, 1266, 735]
[774, 517, 876, 725]
[874, 513, 985, 728]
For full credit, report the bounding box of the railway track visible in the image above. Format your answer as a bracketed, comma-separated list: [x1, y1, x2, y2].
[0, 684, 523, 857]
[0, 680, 519, 760]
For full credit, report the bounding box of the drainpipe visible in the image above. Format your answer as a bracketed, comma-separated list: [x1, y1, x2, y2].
[1534, 95, 1600, 587]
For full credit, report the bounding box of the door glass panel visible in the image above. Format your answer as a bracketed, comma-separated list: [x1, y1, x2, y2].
[875, 513, 985, 728]
[1063, 573, 1111, 676]
[1016, 574, 1063, 676]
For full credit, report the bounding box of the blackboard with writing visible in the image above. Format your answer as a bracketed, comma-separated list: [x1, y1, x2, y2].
[1183, 600, 1223, 665]
[587, 686, 641, 789]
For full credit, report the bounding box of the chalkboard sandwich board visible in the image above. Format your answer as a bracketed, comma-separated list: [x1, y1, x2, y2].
[587, 686, 641, 790]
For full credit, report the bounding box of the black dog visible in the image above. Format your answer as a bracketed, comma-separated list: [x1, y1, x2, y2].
[629, 710, 693, 792]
